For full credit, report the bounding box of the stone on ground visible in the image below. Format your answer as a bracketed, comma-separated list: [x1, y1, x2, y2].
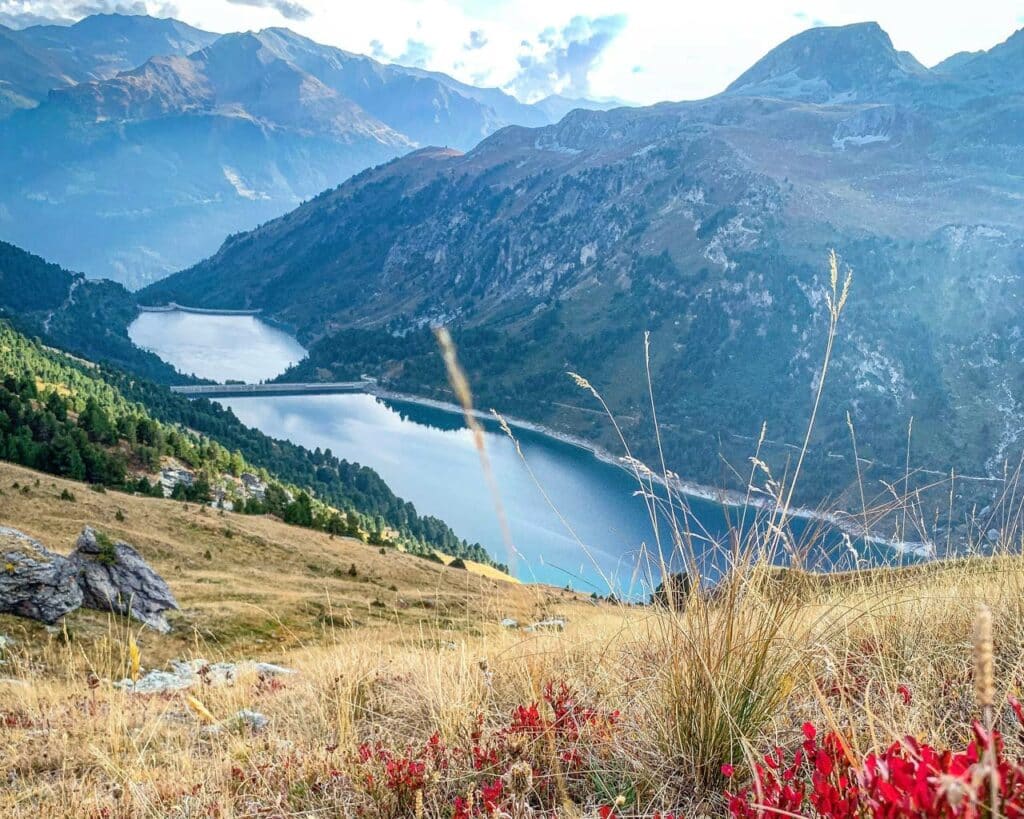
[69, 527, 178, 633]
[0, 526, 83, 624]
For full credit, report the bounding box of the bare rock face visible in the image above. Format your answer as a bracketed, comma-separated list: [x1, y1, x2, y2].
[0, 526, 83, 624]
[69, 527, 178, 633]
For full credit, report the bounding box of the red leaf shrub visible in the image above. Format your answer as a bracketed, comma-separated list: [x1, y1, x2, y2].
[726, 697, 1024, 817]
[353, 680, 620, 817]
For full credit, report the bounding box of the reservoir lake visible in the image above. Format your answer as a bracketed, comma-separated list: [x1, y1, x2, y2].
[129, 310, 911, 593]
[129, 310, 307, 383]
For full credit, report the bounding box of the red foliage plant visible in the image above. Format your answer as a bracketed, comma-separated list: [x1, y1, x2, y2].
[725, 697, 1024, 818]
[353, 680, 620, 818]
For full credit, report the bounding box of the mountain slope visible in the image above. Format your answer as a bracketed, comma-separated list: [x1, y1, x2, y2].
[933, 27, 1024, 95]
[0, 240, 183, 383]
[0, 319, 499, 565]
[725, 21, 934, 102]
[0, 16, 602, 287]
[143, 22, 1024, 520]
[238, 28, 549, 146]
[16, 13, 218, 81]
[0, 24, 72, 116]
[0, 30, 413, 288]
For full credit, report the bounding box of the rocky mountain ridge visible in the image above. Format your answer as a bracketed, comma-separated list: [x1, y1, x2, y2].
[0, 13, 216, 115]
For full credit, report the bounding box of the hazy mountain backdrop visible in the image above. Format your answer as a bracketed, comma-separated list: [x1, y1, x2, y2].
[0, 13, 615, 288]
[143, 21, 1024, 510]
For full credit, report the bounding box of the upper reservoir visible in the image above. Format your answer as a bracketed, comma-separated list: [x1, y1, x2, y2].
[131, 310, 915, 593]
[129, 310, 307, 383]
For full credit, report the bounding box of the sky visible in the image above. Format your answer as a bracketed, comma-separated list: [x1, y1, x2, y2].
[1, 0, 1022, 104]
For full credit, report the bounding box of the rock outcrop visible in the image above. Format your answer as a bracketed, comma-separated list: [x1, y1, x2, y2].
[69, 527, 178, 633]
[117, 658, 295, 694]
[0, 526, 83, 624]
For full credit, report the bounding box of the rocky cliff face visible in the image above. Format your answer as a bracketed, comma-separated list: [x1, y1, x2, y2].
[141, 22, 1024, 517]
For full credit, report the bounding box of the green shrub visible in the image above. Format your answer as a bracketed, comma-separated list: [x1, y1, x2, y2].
[94, 531, 118, 566]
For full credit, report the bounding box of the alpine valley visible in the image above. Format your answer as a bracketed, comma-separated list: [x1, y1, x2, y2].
[8, 9, 1024, 818]
[0, 14, 615, 287]
[143, 21, 1024, 520]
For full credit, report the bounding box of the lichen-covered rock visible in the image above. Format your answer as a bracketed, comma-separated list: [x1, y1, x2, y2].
[204, 709, 269, 734]
[0, 526, 82, 624]
[69, 527, 177, 633]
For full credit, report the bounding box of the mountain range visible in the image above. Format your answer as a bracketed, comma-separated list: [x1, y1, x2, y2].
[143, 21, 1024, 519]
[0, 13, 615, 288]
[0, 13, 217, 115]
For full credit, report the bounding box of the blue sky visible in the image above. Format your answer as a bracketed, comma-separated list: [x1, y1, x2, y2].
[2, 0, 1022, 104]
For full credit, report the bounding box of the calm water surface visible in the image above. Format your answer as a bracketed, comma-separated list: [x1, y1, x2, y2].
[222, 392, 676, 592]
[129, 311, 307, 383]
[134, 311, 913, 593]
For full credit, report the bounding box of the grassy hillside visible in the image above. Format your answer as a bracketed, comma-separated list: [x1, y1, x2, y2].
[0, 461, 543, 662]
[3, 455, 1024, 817]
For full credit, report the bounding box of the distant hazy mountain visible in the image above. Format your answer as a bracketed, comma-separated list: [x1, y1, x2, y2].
[0, 15, 607, 287]
[725, 22, 935, 103]
[0, 13, 216, 115]
[530, 94, 626, 121]
[932, 28, 1024, 95]
[143, 21, 1024, 518]
[0, 24, 69, 116]
[16, 13, 218, 80]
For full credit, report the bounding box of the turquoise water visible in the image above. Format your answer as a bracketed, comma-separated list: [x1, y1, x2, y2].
[221, 392, 667, 592]
[133, 311, 917, 593]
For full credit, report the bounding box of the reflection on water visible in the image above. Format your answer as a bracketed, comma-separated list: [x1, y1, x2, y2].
[128, 311, 307, 383]
[222, 392, 660, 592]
[220, 392, 919, 594]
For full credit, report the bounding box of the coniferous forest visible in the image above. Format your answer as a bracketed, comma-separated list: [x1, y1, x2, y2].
[0, 321, 502, 569]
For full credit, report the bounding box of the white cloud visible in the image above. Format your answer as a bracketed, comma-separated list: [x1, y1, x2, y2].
[0, 0, 178, 26]
[224, 0, 310, 23]
[464, 28, 487, 50]
[509, 14, 627, 101]
[6, 0, 1023, 104]
[396, 38, 432, 67]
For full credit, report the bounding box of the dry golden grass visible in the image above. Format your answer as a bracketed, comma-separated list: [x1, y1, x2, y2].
[432, 550, 522, 583]
[3, 453, 1024, 817]
[0, 461, 589, 666]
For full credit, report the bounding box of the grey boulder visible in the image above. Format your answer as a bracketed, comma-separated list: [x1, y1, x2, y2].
[0, 526, 83, 623]
[69, 527, 178, 633]
[204, 709, 270, 734]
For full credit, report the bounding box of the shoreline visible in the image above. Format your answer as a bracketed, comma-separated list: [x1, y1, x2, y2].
[365, 386, 934, 560]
